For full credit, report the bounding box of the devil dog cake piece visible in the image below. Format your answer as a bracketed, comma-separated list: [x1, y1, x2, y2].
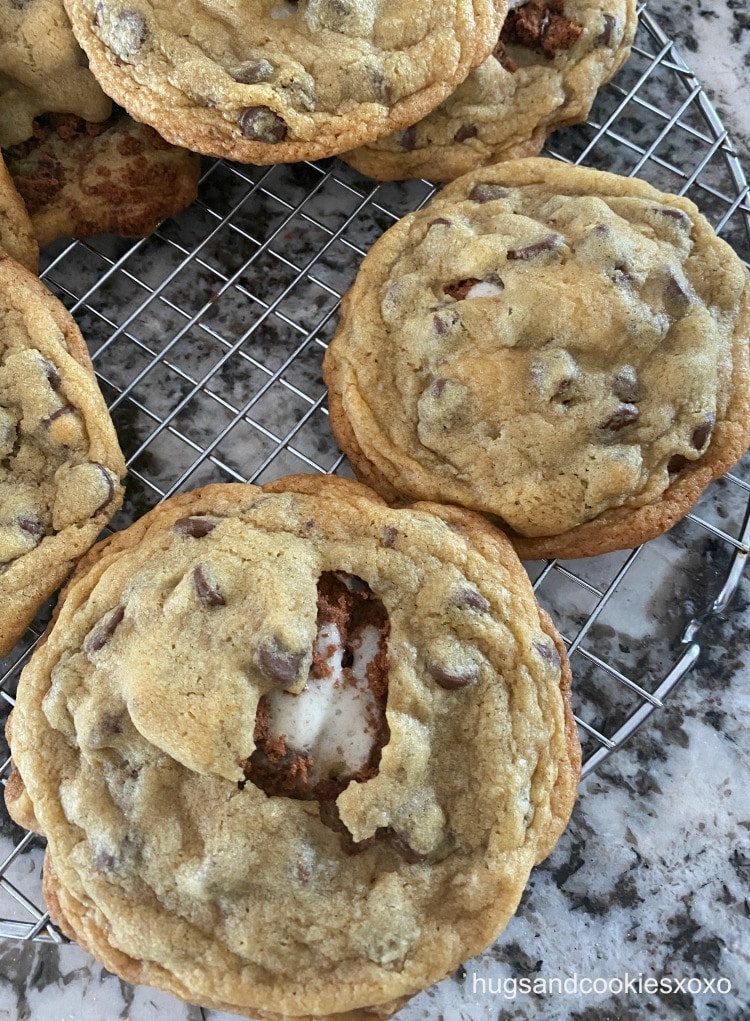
[62, 0, 508, 164]
[6, 474, 579, 1018]
[342, 0, 637, 183]
[324, 158, 750, 560]
[0, 254, 125, 657]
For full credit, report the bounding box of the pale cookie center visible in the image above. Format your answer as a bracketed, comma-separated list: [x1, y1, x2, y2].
[245, 572, 390, 801]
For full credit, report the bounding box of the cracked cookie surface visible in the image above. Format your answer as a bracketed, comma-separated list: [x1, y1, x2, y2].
[342, 0, 636, 182]
[6, 473, 578, 1018]
[0, 253, 125, 656]
[4, 111, 201, 246]
[0, 0, 112, 147]
[62, 0, 507, 163]
[324, 158, 750, 559]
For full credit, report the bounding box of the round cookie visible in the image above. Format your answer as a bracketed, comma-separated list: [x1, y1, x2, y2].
[0, 253, 125, 657]
[0, 154, 38, 272]
[4, 111, 201, 246]
[0, 0, 112, 147]
[6, 474, 579, 1018]
[323, 158, 750, 560]
[342, 0, 636, 182]
[62, 0, 508, 163]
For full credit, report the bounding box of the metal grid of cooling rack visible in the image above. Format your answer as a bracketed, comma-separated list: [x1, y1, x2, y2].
[1, 8, 749, 944]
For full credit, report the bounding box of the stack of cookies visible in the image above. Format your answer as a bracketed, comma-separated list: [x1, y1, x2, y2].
[3, 3, 750, 1021]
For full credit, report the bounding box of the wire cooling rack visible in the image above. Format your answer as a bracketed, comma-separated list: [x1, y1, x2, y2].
[1, 8, 749, 945]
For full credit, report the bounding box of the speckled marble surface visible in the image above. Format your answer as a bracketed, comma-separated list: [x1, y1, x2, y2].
[1, 3, 749, 1020]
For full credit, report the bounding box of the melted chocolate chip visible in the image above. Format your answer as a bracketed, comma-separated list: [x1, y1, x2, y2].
[43, 360, 61, 391]
[469, 183, 508, 203]
[400, 125, 417, 151]
[534, 639, 561, 668]
[600, 403, 639, 432]
[92, 464, 117, 516]
[430, 378, 448, 398]
[594, 13, 616, 46]
[85, 605, 125, 654]
[238, 106, 287, 143]
[508, 236, 561, 261]
[454, 587, 490, 613]
[192, 565, 225, 607]
[173, 517, 216, 538]
[429, 217, 452, 229]
[42, 405, 75, 428]
[454, 124, 478, 143]
[427, 661, 479, 690]
[658, 207, 690, 225]
[663, 270, 691, 316]
[256, 640, 306, 687]
[692, 414, 715, 450]
[433, 314, 448, 335]
[232, 59, 274, 84]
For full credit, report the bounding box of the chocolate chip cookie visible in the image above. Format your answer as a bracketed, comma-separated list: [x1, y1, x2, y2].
[6, 473, 579, 1018]
[0, 253, 125, 657]
[0, 0, 112, 147]
[342, 0, 636, 182]
[0, 154, 38, 271]
[62, 0, 508, 163]
[324, 158, 750, 560]
[4, 111, 201, 246]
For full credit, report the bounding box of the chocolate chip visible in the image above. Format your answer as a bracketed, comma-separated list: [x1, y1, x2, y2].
[427, 661, 479, 690]
[231, 59, 274, 84]
[594, 13, 616, 46]
[613, 365, 641, 402]
[17, 517, 45, 538]
[469, 183, 508, 203]
[256, 640, 305, 687]
[429, 217, 452, 229]
[192, 565, 225, 607]
[41, 405, 75, 428]
[382, 525, 398, 548]
[173, 517, 216, 538]
[454, 587, 490, 613]
[534, 639, 561, 668]
[43, 360, 61, 391]
[429, 378, 448, 398]
[692, 414, 715, 450]
[599, 403, 639, 432]
[400, 125, 417, 151]
[92, 464, 117, 516]
[663, 270, 691, 317]
[508, 235, 562, 261]
[443, 278, 481, 300]
[84, 605, 125, 654]
[658, 207, 690, 226]
[667, 454, 688, 474]
[95, 6, 149, 62]
[238, 106, 287, 143]
[454, 124, 478, 143]
[433, 314, 448, 335]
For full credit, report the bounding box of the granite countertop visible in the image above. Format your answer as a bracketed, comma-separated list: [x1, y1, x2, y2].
[1, 2, 749, 1019]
